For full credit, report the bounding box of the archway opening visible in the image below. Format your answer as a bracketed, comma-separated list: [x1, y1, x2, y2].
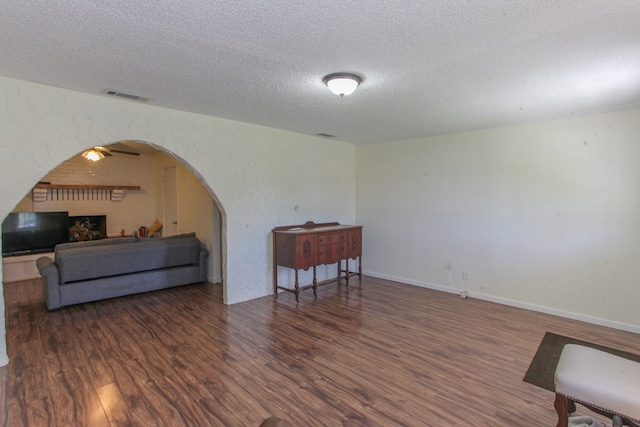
[1, 139, 225, 301]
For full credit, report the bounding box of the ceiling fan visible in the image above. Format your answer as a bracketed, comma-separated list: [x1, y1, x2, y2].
[82, 145, 140, 161]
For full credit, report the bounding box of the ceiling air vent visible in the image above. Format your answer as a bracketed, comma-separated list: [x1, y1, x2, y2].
[316, 133, 337, 138]
[103, 89, 151, 103]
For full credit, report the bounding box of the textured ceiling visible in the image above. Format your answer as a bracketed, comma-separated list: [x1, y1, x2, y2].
[1, 1, 639, 145]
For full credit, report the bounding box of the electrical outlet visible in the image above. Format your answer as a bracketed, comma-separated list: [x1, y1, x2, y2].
[462, 271, 470, 281]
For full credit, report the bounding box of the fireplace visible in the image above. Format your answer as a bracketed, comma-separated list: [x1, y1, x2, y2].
[69, 215, 107, 242]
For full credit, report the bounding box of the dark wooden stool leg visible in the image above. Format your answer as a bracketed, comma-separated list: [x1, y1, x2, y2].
[554, 393, 569, 427]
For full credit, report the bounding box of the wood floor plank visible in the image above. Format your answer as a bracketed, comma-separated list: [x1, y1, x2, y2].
[2, 276, 639, 426]
[96, 382, 132, 426]
[47, 366, 110, 427]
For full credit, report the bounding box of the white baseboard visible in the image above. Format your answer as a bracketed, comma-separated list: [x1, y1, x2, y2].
[364, 270, 640, 335]
[0, 351, 8, 367]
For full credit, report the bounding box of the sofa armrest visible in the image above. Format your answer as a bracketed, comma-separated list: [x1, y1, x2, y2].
[37, 256, 61, 310]
[198, 246, 209, 283]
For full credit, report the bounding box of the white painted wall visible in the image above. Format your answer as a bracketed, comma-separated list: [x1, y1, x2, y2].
[357, 108, 640, 332]
[0, 76, 356, 365]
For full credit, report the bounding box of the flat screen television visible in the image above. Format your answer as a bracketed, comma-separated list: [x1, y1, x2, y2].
[2, 211, 70, 257]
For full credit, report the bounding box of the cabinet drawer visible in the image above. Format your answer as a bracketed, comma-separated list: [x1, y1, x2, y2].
[347, 229, 362, 258]
[316, 243, 347, 265]
[316, 232, 347, 246]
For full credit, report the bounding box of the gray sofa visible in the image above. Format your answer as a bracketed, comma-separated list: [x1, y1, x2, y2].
[36, 233, 208, 310]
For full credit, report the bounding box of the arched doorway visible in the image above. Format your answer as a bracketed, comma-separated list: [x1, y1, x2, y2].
[1, 140, 225, 309]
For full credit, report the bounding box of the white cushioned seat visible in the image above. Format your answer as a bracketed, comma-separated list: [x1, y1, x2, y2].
[554, 344, 640, 423]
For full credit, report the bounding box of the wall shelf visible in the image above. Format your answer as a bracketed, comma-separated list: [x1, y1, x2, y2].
[33, 184, 140, 202]
[34, 184, 140, 191]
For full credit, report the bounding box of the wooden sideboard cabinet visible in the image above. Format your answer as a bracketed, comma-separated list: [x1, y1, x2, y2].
[273, 221, 362, 301]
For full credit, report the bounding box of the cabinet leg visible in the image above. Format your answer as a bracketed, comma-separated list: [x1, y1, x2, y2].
[273, 263, 278, 295]
[345, 258, 350, 287]
[294, 269, 300, 302]
[358, 256, 362, 283]
[312, 266, 317, 297]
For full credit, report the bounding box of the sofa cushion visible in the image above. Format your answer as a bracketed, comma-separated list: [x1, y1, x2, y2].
[55, 237, 138, 253]
[56, 236, 201, 284]
[162, 232, 196, 239]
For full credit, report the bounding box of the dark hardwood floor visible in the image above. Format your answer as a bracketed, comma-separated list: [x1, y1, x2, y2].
[1, 276, 638, 426]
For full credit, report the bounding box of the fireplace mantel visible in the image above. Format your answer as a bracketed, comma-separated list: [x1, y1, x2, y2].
[34, 184, 140, 191]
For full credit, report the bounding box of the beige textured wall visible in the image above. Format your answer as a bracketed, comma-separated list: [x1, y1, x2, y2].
[357, 108, 640, 333]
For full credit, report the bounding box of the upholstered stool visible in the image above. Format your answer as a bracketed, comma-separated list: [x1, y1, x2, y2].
[554, 344, 640, 427]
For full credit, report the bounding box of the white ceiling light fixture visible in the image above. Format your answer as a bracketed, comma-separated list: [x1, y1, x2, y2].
[322, 73, 363, 97]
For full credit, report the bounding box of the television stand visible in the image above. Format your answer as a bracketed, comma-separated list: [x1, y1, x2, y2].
[2, 252, 52, 283]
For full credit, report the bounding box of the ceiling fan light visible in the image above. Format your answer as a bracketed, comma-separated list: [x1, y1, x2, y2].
[323, 73, 362, 97]
[82, 148, 104, 161]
